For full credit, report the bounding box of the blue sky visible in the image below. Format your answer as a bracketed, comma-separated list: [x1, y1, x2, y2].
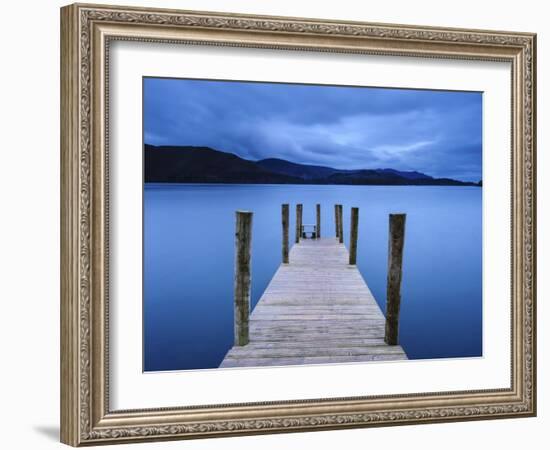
[144, 78, 482, 182]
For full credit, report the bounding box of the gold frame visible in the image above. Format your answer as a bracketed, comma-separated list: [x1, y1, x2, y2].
[60, 2, 537, 446]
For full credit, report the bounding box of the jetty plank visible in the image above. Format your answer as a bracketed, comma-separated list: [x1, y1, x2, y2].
[220, 237, 407, 368]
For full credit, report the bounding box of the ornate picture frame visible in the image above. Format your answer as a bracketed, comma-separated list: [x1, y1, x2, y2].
[60, 3, 536, 446]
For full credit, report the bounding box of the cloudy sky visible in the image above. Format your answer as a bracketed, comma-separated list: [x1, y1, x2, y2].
[143, 77, 482, 182]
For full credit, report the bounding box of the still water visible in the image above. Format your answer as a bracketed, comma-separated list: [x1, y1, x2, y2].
[144, 184, 482, 371]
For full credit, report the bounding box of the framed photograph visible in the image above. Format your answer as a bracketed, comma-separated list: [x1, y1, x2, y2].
[60, 3, 536, 446]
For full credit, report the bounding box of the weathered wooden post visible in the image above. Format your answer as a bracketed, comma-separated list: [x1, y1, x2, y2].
[316, 204, 321, 239]
[385, 213, 406, 345]
[295, 204, 300, 243]
[282, 204, 289, 263]
[334, 204, 339, 239]
[295, 204, 303, 243]
[349, 207, 359, 265]
[299, 204, 303, 239]
[234, 211, 253, 346]
[338, 204, 344, 244]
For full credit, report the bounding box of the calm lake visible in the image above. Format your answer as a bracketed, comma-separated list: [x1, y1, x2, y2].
[144, 184, 482, 372]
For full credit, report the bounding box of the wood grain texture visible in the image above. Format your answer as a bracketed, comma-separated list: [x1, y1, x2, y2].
[295, 204, 302, 243]
[282, 204, 289, 263]
[338, 205, 344, 244]
[349, 207, 359, 265]
[316, 203, 321, 239]
[234, 211, 253, 346]
[334, 205, 340, 239]
[385, 214, 406, 345]
[221, 238, 407, 367]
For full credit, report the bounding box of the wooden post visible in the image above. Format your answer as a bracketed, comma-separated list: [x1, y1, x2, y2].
[234, 211, 252, 346]
[334, 204, 339, 239]
[295, 204, 300, 243]
[338, 205, 344, 244]
[349, 207, 359, 265]
[385, 213, 406, 345]
[316, 204, 321, 239]
[295, 204, 303, 243]
[282, 204, 289, 263]
[299, 204, 303, 239]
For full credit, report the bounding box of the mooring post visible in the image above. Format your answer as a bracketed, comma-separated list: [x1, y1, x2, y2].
[295, 204, 303, 243]
[234, 211, 253, 346]
[349, 207, 359, 265]
[282, 204, 289, 263]
[316, 204, 321, 239]
[334, 204, 339, 239]
[338, 205, 344, 244]
[299, 204, 303, 239]
[385, 213, 406, 345]
[295, 204, 300, 243]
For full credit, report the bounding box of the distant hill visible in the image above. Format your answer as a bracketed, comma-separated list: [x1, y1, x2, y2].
[374, 168, 432, 180]
[145, 145, 299, 184]
[144, 144, 478, 186]
[255, 159, 434, 182]
[256, 158, 342, 180]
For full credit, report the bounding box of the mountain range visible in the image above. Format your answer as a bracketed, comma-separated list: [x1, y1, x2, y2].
[144, 144, 480, 186]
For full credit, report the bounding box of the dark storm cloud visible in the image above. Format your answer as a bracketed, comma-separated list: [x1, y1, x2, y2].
[143, 77, 482, 182]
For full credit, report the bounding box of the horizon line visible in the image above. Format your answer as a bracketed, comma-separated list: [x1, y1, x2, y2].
[144, 142, 482, 183]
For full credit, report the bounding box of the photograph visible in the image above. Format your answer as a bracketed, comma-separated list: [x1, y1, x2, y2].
[142, 77, 483, 372]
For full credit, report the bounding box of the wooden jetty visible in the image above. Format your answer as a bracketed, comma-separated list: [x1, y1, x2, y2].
[221, 207, 407, 368]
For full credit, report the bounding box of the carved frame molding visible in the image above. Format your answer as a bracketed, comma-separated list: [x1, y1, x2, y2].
[60, 3, 536, 446]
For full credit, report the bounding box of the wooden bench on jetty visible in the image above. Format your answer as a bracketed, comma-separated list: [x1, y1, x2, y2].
[220, 204, 407, 368]
[300, 224, 317, 239]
